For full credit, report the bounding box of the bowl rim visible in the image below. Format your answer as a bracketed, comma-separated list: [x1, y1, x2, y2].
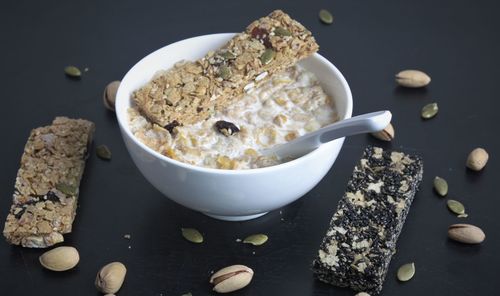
[116, 33, 353, 175]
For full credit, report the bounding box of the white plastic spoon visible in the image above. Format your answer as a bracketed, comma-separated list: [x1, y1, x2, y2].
[261, 110, 392, 159]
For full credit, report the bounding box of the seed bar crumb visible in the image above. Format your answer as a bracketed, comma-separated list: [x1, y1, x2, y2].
[133, 9, 319, 127]
[3, 117, 95, 248]
[312, 146, 423, 294]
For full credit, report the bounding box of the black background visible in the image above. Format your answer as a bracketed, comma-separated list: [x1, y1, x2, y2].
[1, 0, 498, 295]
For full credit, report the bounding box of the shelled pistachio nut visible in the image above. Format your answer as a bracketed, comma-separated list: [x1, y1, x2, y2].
[466, 148, 489, 171]
[448, 224, 485, 244]
[103, 81, 120, 112]
[395, 70, 431, 88]
[95, 262, 127, 294]
[210, 265, 254, 293]
[370, 122, 395, 141]
[39, 246, 80, 271]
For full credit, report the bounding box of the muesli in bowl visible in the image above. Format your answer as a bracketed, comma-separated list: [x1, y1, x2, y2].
[128, 64, 338, 169]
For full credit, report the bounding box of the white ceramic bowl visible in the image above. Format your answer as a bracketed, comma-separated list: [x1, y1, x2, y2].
[116, 33, 353, 221]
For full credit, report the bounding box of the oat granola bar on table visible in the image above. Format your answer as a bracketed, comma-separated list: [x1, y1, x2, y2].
[133, 9, 319, 127]
[312, 146, 423, 294]
[3, 117, 95, 248]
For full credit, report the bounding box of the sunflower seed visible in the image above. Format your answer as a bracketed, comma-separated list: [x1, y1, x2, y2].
[181, 228, 203, 243]
[447, 199, 465, 215]
[319, 9, 334, 24]
[64, 66, 81, 78]
[274, 26, 292, 36]
[397, 262, 415, 282]
[421, 103, 438, 119]
[96, 145, 112, 160]
[243, 234, 268, 246]
[260, 48, 276, 65]
[55, 183, 78, 196]
[433, 176, 448, 197]
[218, 65, 231, 80]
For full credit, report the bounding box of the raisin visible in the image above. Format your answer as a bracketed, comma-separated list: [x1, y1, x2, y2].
[214, 120, 240, 136]
[164, 120, 180, 133]
[250, 27, 272, 48]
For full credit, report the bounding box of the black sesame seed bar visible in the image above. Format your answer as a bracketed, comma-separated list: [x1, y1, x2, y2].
[3, 117, 94, 248]
[312, 146, 423, 294]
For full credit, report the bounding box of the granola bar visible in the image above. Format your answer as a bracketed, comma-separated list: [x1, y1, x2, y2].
[3, 117, 95, 248]
[312, 146, 423, 294]
[133, 10, 319, 127]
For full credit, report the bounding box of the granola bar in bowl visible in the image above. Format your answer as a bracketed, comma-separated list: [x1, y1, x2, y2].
[115, 10, 352, 221]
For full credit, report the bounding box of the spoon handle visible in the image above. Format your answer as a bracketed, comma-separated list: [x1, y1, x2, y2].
[263, 110, 392, 159]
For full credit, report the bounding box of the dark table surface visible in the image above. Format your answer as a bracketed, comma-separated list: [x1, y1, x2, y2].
[1, 0, 498, 295]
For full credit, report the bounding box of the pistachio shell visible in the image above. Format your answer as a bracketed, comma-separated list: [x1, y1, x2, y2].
[39, 246, 80, 271]
[448, 224, 485, 244]
[103, 81, 120, 112]
[370, 123, 395, 141]
[210, 265, 254, 293]
[466, 148, 489, 171]
[95, 262, 127, 294]
[395, 70, 431, 87]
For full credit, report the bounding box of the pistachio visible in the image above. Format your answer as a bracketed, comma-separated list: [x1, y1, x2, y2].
[319, 9, 334, 24]
[181, 228, 203, 243]
[95, 262, 127, 294]
[395, 70, 431, 88]
[64, 65, 81, 78]
[210, 265, 254, 293]
[103, 81, 120, 112]
[397, 262, 415, 282]
[39, 246, 79, 271]
[243, 234, 268, 246]
[433, 176, 448, 197]
[466, 148, 489, 171]
[448, 224, 485, 244]
[370, 123, 395, 141]
[96, 145, 112, 160]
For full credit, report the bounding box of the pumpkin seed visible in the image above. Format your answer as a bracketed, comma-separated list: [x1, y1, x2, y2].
[219, 51, 236, 60]
[64, 66, 81, 78]
[421, 103, 438, 119]
[181, 228, 203, 243]
[260, 48, 276, 65]
[447, 199, 465, 215]
[56, 182, 78, 196]
[243, 234, 268, 246]
[218, 65, 231, 80]
[433, 176, 448, 197]
[397, 262, 415, 281]
[96, 145, 112, 160]
[274, 26, 292, 36]
[319, 9, 334, 24]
